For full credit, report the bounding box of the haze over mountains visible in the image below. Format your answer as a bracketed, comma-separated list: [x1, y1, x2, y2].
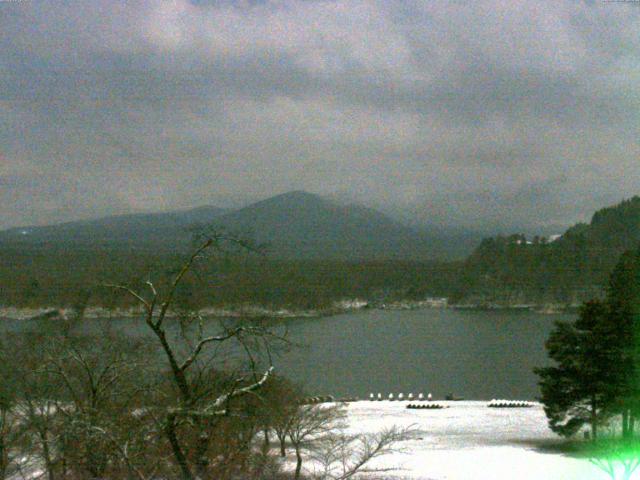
[0, 191, 481, 261]
[5, 190, 639, 270]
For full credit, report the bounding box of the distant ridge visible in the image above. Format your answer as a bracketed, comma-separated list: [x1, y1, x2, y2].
[0, 206, 227, 249]
[0, 191, 475, 260]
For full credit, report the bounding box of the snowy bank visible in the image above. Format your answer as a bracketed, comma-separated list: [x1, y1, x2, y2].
[332, 401, 606, 480]
[0, 298, 445, 321]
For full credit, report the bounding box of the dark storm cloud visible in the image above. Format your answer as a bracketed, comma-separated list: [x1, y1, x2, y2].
[0, 0, 638, 230]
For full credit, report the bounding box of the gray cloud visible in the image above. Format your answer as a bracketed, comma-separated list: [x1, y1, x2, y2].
[1, 0, 639, 231]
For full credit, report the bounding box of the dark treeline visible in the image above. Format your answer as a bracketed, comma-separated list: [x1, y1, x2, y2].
[459, 196, 640, 306]
[0, 243, 461, 311]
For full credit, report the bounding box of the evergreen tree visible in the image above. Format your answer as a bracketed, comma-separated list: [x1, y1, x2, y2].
[606, 249, 640, 438]
[535, 301, 616, 439]
[536, 246, 640, 440]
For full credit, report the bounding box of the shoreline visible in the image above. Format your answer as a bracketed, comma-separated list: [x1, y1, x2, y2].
[0, 299, 578, 321]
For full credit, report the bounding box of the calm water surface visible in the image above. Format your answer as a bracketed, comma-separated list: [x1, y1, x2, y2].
[1, 308, 573, 400]
[278, 309, 572, 400]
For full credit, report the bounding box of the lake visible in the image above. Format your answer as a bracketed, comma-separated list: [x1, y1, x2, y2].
[277, 308, 571, 400]
[0, 308, 572, 401]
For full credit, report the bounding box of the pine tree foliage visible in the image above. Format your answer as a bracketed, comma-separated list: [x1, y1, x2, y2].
[536, 246, 640, 439]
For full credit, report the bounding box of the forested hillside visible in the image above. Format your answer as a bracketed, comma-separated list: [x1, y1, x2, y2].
[456, 196, 640, 306]
[2, 195, 639, 312]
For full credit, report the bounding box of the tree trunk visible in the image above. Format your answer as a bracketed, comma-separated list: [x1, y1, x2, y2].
[623, 409, 629, 439]
[0, 436, 7, 480]
[40, 429, 56, 480]
[277, 432, 286, 457]
[194, 430, 211, 479]
[294, 446, 302, 480]
[263, 428, 270, 448]
[152, 326, 192, 403]
[165, 415, 195, 480]
[591, 395, 598, 441]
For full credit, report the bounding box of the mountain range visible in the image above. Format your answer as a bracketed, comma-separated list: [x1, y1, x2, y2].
[2, 192, 640, 308]
[0, 191, 480, 261]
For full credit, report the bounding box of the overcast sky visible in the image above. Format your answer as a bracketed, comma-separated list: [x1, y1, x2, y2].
[1, 0, 639, 232]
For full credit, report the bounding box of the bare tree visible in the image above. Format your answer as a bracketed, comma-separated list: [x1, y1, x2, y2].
[45, 335, 150, 478]
[310, 426, 414, 480]
[0, 340, 25, 480]
[14, 369, 62, 480]
[259, 375, 304, 458]
[287, 403, 347, 480]
[107, 235, 282, 480]
[5, 314, 156, 480]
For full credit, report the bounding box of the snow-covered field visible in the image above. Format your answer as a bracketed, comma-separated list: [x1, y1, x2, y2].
[337, 401, 608, 480]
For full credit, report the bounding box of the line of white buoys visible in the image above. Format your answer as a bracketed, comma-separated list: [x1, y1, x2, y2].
[368, 392, 431, 401]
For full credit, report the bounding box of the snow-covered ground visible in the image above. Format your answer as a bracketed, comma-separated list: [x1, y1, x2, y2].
[337, 401, 608, 480]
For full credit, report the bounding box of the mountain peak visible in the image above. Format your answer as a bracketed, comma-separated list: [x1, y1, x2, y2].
[0, 191, 475, 260]
[259, 190, 325, 204]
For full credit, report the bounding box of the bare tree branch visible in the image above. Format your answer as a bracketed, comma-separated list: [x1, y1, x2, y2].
[178, 327, 246, 372]
[156, 238, 213, 328]
[169, 366, 275, 418]
[102, 284, 152, 312]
